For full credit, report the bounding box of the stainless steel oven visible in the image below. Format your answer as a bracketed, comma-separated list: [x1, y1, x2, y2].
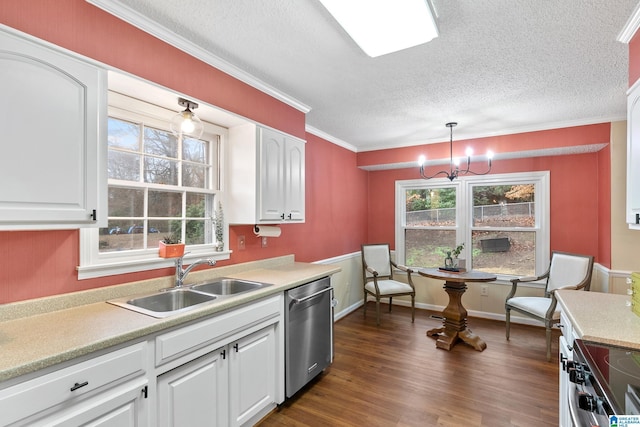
[561, 339, 640, 426]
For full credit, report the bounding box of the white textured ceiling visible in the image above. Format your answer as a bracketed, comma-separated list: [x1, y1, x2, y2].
[103, 0, 638, 151]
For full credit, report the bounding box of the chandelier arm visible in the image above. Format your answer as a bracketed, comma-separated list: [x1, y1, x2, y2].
[461, 161, 492, 176]
[419, 167, 454, 180]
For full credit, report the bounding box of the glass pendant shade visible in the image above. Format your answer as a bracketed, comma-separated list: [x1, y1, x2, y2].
[170, 99, 204, 139]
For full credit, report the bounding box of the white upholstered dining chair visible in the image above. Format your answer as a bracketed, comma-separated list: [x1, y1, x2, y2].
[505, 251, 594, 361]
[361, 244, 416, 325]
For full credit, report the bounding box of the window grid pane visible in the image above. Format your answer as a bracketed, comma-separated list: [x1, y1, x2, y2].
[470, 183, 537, 276]
[101, 115, 218, 254]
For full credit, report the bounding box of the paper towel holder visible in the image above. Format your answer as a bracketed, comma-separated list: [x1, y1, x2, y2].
[253, 225, 282, 238]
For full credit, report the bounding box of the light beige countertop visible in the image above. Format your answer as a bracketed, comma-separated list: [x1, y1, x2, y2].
[0, 255, 340, 384]
[556, 289, 640, 349]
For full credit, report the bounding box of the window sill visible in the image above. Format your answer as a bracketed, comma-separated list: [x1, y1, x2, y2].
[77, 249, 231, 280]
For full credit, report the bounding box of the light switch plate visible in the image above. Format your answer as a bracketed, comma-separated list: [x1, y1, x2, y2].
[261, 237, 268, 248]
[238, 235, 245, 250]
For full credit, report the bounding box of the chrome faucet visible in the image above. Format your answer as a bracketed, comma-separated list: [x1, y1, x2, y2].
[174, 254, 216, 288]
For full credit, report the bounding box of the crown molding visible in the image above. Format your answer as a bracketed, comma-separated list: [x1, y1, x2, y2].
[305, 125, 358, 152]
[617, 1, 640, 43]
[86, 0, 311, 113]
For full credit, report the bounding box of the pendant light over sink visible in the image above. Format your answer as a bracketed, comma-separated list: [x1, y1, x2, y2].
[170, 97, 204, 139]
[418, 122, 494, 181]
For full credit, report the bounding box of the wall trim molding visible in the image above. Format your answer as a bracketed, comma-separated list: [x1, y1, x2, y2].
[86, 0, 311, 113]
[313, 251, 361, 265]
[618, 1, 640, 44]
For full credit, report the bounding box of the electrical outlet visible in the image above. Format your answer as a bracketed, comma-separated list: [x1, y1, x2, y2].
[480, 285, 489, 297]
[238, 235, 245, 250]
[261, 236, 268, 248]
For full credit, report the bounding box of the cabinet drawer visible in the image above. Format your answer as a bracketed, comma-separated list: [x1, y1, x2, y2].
[156, 295, 281, 366]
[0, 342, 146, 426]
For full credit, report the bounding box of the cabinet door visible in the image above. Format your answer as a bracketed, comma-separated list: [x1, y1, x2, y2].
[30, 378, 148, 427]
[284, 138, 305, 222]
[0, 28, 106, 229]
[258, 128, 286, 221]
[229, 325, 277, 427]
[157, 349, 228, 427]
[628, 83, 640, 228]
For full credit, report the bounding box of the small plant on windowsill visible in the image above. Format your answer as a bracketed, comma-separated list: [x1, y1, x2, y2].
[159, 234, 185, 258]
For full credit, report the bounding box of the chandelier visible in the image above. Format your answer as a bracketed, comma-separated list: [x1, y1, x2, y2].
[418, 122, 494, 181]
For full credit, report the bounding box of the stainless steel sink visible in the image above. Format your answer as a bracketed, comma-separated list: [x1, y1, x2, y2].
[108, 278, 272, 318]
[190, 278, 270, 295]
[108, 288, 217, 318]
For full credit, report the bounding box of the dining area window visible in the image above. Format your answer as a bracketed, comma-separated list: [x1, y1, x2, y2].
[396, 172, 549, 279]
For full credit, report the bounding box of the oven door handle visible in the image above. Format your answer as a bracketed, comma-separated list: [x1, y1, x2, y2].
[290, 287, 332, 305]
[568, 381, 581, 427]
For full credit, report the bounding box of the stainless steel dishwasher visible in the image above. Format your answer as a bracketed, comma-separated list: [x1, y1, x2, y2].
[285, 276, 333, 398]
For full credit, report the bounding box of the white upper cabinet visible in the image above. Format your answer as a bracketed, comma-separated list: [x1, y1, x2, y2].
[0, 28, 107, 229]
[628, 82, 640, 229]
[228, 123, 305, 224]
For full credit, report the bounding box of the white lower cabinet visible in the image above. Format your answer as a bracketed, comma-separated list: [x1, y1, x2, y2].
[157, 349, 228, 427]
[0, 295, 284, 427]
[558, 304, 578, 427]
[558, 335, 572, 427]
[32, 378, 148, 427]
[153, 294, 284, 426]
[229, 325, 277, 426]
[157, 324, 277, 427]
[0, 343, 148, 427]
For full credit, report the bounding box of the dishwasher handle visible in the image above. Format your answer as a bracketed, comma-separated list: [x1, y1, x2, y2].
[290, 286, 332, 305]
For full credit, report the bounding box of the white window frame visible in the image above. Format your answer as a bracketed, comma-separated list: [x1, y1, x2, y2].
[78, 93, 230, 279]
[395, 171, 550, 281]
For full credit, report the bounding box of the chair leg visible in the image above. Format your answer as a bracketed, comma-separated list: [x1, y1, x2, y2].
[376, 298, 381, 326]
[411, 295, 415, 323]
[363, 293, 367, 318]
[546, 327, 552, 362]
[388, 297, 392, 312]
[505, 308, 511, 340]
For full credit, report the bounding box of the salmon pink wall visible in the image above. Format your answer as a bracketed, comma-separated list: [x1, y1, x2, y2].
[629, 30, 640, 87]
[0, 1, 369, 303]
[365, 127, 611, 266]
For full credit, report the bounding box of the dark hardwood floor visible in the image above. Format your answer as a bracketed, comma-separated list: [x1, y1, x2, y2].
[259, 302, 560, 427]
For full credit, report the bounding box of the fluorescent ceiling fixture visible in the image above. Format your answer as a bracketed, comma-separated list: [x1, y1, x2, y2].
[319, 0, 439, 57]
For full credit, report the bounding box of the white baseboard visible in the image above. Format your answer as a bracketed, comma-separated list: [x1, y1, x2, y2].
[334, 300, 363, 321]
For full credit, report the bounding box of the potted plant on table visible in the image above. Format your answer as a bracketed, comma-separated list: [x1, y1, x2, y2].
[159, 234, 185, 258]
[452, 242, 465, 270]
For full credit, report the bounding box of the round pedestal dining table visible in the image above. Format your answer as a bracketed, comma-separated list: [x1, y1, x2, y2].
[418, 268, 496, 352]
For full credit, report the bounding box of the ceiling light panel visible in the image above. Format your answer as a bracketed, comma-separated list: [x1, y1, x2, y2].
[319, 0, 439, 57]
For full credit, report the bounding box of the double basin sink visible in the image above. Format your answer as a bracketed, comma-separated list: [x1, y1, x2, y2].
[108, 278, 272, 318]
